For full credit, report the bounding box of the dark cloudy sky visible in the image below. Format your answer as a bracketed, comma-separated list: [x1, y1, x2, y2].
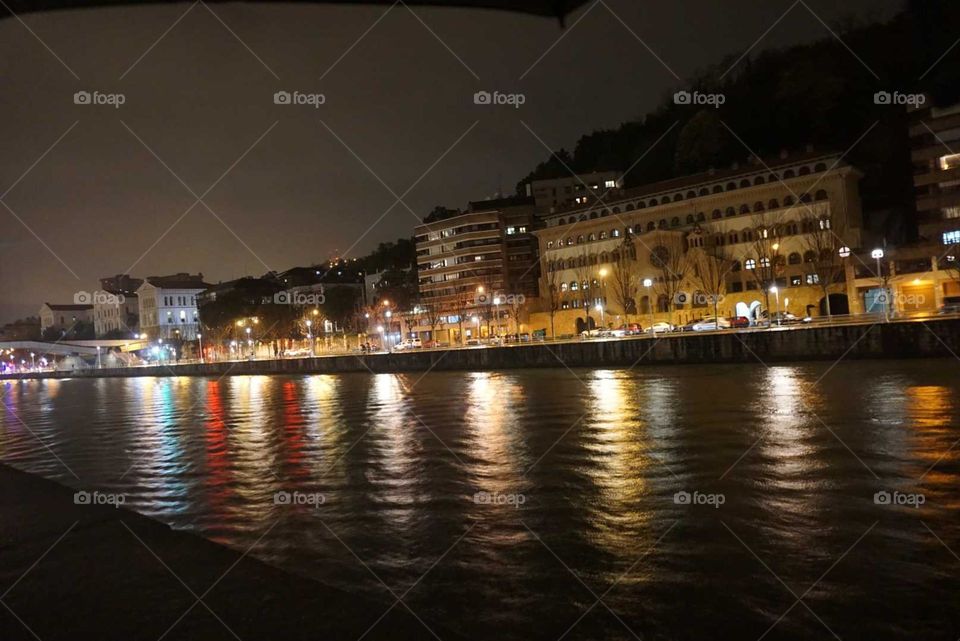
[0, 0, 901, 322]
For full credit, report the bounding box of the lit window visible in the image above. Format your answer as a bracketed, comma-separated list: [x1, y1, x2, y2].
[939, 154, 960, 170]
[943, 230, 960, 245]
[604, 179, 616, 188]
[506, 226, 516, 235]
[944, 207, 960, 219]
[806, 274, 820, 285]
[760, 257, 771, 268]
[745, 259, 756, 270]
[474, 256, 483, 261]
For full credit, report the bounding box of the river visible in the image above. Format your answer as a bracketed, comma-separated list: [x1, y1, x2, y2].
[1, 361, 957, 639]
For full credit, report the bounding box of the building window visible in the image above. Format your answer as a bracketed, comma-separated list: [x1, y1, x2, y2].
[604, 179, 616, 188]
[791, 275, 802, 286]
[806, 274, 820, 285]
[745, 259, 756, 270]
[506, 226, 516, 235]
[943, 230, 960, 245]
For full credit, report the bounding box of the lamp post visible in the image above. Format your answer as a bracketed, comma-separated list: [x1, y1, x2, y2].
[770, 286, 780, 326]
[493, 296, 501, 339]
[245, 326, 252, 357]
[595, 302, 605, 329]
[30, 352, 35, 370]
[472, 314, 480, 341]
[306, 319, 313, 355]
[96, 345, 102, 369]
[872, 248, 888, 322]
[377, 325, 385, 351]
[643, 278, 654, 330]
[197, 333, 203, 363]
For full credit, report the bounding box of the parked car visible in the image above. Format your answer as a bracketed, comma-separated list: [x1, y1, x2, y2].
[580, 328, 602, 338]
[504, 333, 532, 343]
[940, 296, 960, 314]
[394, 338, 422, 351]
[767, 311, 802, 325]
[612, 323, 642, 335]
[691, 316, 731, 331]
[727, 316, 750, 328]
[646, 321, 675, 334]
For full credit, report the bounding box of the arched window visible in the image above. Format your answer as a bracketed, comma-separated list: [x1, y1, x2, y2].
[649, 198, 659, 206]
[815, 189, 827, 201]
[577, 235, 584, 243]
[588, 233, 596, 241]
[590, 211, 598, 219]
[728, 232, 739, 244]
[753, 201, 764, 212]
[783, 169, 795, 179]
[784, 195, 795, 206]
[814, 162, 827, 172]
[673, 194, 683, 202]
[582, 280, 590, 290]
[800, 193, 812, 203]
[819, 217, 831, 230]
[788, 252, 801, 265]
[731, 260, 742, 272]
[768, 198, 779, 210]
[753, 176, 765, 185]
[743, 228, 754, 242]
[612, 207, 620, 214]
[739, 179, 750, 188]
[745, 258, 756, 270]
[601, 209, 610, 217]
[547, 241, 554, 249]
[565, 237, 573, 246]
[697, 212, 705, 222]
[713, 185, 723, 194]
[647, 221, 656, 231]
[657, 294, 670, 313]
[726, 182, 737, 191]
[699, 188, 709, 196]
[725, 207, 736, 218]
[799, 166, 810, 176]
[633, 224, 642, 234]
[760, 257, 771, 268]
[670, 217, 680, 227]
[625, 203, 635, 211]
[570, 281, 578, 291]
[579, 214, 587, 222]
[686, 191, 696, 199]
[561, 282, 568, 291]
[567, 217, 575, 225]
[739, 204, 750, 214]
[712, 209, 722, 219]
[611, 228, 621, 238]
[686, 214, 695, 224]
[638, 201, 646, 209]
[658, 219, 667, 229]
[599, 231, 608, 239]
[768, 173, 779, 182]
[803, 250, 816, 263]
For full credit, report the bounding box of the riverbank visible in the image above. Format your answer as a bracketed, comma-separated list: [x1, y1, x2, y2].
[3, 317, 959, 379]
[0, 464, 470, 641]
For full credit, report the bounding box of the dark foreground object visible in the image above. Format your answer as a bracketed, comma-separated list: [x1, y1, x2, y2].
[0, 464, 469, 641]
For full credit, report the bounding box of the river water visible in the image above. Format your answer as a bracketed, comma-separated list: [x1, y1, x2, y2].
[1, 361, 958, 639]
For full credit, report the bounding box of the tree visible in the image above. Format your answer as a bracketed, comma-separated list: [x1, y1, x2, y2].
[449, 288, 472, 346]
[690, 242, 735, 324]
[542, 257, 564, 339]
[648, 233, 692, 325]
[799, 213, 844, 316]
[422, 304, 445, 343]
[609, 237, 640, 323]
[742, 214, 784, 320]
[572, 248, 595, 326]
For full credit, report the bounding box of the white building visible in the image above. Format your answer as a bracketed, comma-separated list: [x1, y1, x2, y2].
[39, 303, 93, 335]
[93, 293, 139, 338]
[137, 274, 209, 340]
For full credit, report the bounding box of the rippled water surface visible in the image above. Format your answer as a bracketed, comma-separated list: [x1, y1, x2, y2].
[2, 362, 959, 639]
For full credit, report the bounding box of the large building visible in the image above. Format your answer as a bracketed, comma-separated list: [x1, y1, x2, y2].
[93, 274, 143, 338]
[528, 171, 623, 212]
[530, 152, 867, 335]
[137, 273, 209, 340]
[413, 196, 539, 344]
[909, 98, 960, 244]
[38, 303, 93, 335]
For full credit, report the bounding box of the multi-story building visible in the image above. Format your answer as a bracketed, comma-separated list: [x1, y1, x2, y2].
[531, 152, 866, 335]
[413, 196, 539, 344]
[137, 273, 209, 340]
[38, 303, 93, 335]
[528, 171, 623, 212]
[93, 274, 143, 338]
[909, 98, 960, 245]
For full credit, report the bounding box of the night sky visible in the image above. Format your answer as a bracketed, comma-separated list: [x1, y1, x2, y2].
[0, 0, 900, 322]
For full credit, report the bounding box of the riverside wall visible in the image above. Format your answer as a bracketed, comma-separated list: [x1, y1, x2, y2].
[4, 319, 959, 380]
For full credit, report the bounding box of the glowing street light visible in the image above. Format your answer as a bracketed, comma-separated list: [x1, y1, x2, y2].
[838, 246, 851, 258]
[595, 302, 605, 328]
[769, 285, 781, 326]
[643, 278, 654, 330]
[197, 333, 204, 363]
[872, 248, 888, 322]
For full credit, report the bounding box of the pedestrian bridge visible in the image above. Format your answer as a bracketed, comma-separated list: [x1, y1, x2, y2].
[0, 339, 149, 356]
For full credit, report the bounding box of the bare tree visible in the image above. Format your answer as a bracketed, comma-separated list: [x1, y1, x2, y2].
[571, 248, 595, 327]
[422, 303, 445, 344]
[743, 214, 784, 320]
[799, 213, 844, 316]
[648, 233, 692, 325]
[542, 257, 564, 339]
[690, 241, 735, 324]
[609, 237, 639, 323]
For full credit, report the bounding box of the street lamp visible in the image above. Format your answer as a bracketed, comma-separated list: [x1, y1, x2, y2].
[769, 285, 780, 326]
[643, 278, 654, 330]
[472, 314, 480, 341]
[245, 326, 253, 357]
[96, 345, 102, 369]
[376, 324, 385, 351]
[197, 333, 203, 363]
[595, 302, 605, 329]
[493, 296, 501, 338]
[30, 352, 35, 370]
[871, 248, 888, 322]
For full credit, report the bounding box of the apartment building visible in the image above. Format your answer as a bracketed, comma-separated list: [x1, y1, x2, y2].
[92, 274, 142, 338]
[910, 98, 960, 245]
[531, 152, 867, 335]
[413, 196, 538, 344]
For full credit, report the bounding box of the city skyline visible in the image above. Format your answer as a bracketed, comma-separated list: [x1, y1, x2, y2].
[0, 0, 900, 322]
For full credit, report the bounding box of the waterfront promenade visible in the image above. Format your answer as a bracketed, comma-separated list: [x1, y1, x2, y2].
[3, 316, 959, 380]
